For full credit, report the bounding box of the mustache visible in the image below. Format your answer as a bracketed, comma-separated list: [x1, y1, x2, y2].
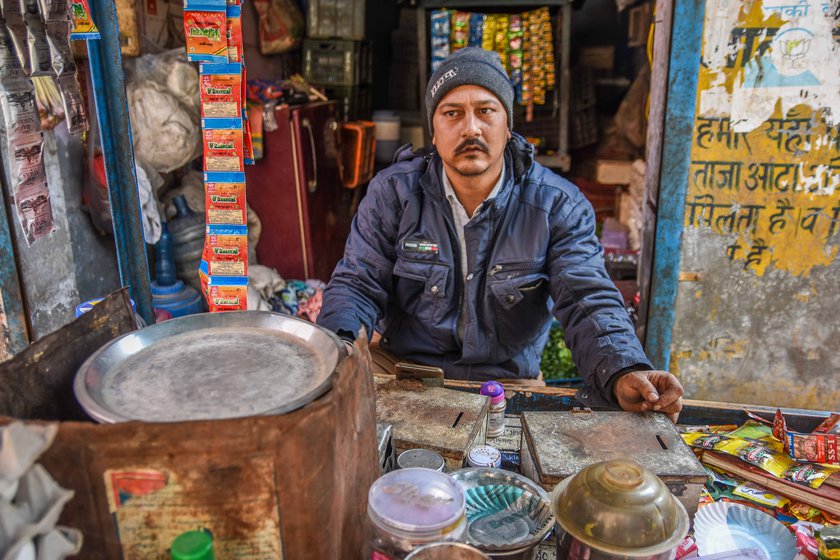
[454, 138, 489, 154]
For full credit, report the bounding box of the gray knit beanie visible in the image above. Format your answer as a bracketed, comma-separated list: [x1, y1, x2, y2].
[426, 47, 514, 134]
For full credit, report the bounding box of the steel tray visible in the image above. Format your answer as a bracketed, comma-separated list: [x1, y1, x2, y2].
[74, 311, 345, 423]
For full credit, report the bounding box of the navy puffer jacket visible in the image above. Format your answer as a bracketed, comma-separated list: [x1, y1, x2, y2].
[317, 134, 652, 406]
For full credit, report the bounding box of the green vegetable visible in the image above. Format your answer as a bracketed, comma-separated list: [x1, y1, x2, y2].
[540, 324, 578, 380]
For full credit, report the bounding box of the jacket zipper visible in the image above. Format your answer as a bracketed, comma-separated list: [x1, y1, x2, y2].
[488, 259, 543, 277]
[431, 198, 463, 349]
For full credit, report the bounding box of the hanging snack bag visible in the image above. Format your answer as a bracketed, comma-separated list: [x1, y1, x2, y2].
[22, 0, 52, 76]
[2, 0, 32, 73]
[450, 11, 469, 51]
[508, 14, 523, 98]
[199, 62, 241, 118]
[482, 14, 496, 51]
[202, 117, 243, 172]
[0, 25, 25, 81]
[243, 108, 254, 165]
[468, 13, 484, 48]
[183, 0, 227, 62]
[69, 0, 99, 38]
[56, 72, 87, 134]
[204, 171, 246, 225]
[430, 9, 450, 73]
[225, 3, 242, 62]
[201, 273, 248, 311]
[202, 224, 247, 276]
[9, 133, 55, 244]
[493, 14, 508, 72]
[0, 80, 40, 140]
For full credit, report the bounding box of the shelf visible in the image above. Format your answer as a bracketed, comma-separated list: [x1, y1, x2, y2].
[418, 0, 572, 7]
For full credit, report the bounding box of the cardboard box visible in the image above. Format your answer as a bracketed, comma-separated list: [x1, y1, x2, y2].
[596, 159, 635, 185]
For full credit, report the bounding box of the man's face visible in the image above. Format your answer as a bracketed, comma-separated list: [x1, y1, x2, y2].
[432, 85, 510, 178]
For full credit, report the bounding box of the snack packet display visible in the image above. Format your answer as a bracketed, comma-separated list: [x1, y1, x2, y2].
[774, 409, 839, 464]
[225, 4, 242, 62]
[183, 2, 227, 62]
[450, 11, 469, 51]
[69, 0, 99, 39]
[3, 0, 31, 73]
[0, 80, 41, 140]
[468, 13, 484, 47]
[199, 269, 247, 311]
[508, 14, 523, 99]
[8, 133, 55, 244]
[481, 14, 496, 51]
[731, 481, 789, 508]
[817, 525, 840, 559]
[199, 62, 241, 118]
[493, 14, 508, 71]
[242, 107, 253, 164]
[56, 72, 87, 135]
[204, 172, 246, 225]
[430, 9, 450, 73]
[202, 224, 247, 276]
[21, 0, 52, 76]
[202, 117, 243, 172]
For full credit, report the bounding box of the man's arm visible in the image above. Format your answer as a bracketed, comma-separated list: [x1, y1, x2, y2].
[317, 175, 401, 340]
[546, 188, 682, 418]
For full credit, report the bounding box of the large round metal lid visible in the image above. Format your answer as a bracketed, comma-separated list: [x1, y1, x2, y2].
[74, 311, 345, 423]
[551, 459, 689, 556]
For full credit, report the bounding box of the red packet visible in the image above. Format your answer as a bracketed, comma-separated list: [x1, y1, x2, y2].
[202, 225, 248, 276]
[199, 63, 242, 118]
[204, 172, 246, 225]
[202, 118, 243, 172]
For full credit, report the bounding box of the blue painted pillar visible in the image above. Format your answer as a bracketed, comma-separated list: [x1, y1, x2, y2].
[86, 0, 154, 325]
[0, 187, 29, 354]
[644, 0, 705, 370]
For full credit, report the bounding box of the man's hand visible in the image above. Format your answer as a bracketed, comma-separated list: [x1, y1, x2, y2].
[613, 370, 684, 423]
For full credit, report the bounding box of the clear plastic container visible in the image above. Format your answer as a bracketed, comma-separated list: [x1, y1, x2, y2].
[366, 468, 467, 559]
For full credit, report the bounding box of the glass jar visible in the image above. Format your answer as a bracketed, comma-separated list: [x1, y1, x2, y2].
[366, 468, 467, 559]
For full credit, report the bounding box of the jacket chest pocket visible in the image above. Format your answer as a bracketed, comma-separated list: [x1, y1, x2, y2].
[392, 258, 450, 323]
[488, 259, 550, 346]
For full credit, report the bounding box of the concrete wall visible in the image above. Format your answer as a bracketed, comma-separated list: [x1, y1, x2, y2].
[1, 121, 120, 342]
[671, 0, 840, 409]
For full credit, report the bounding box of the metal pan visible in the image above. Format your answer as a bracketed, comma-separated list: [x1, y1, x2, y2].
[74, 311, 346, 423]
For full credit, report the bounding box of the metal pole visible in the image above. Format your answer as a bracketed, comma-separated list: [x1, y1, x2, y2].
[85, 0, 154, 325]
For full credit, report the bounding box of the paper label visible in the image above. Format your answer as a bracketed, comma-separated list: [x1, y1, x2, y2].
[203, 125, 243, 172]
[205, 179, 246, 225]
[184, 8, 227, 62]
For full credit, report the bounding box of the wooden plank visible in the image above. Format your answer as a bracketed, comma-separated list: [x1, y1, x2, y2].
[0, 172, 30, 357]
[637, 0, 675, 344]
[644, 0, 705, 369]
[0, 289, 136, 420]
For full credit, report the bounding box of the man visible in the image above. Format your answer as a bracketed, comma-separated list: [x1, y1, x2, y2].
[317, 47, 683, 420]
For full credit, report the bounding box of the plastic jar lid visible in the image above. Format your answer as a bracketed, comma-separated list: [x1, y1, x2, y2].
[397, 448, 446, 471]
[170, 530, 213, 560]
[368, 468, 466, 538]
[480, 381, 505, 404]
[467, 446, 502, 468]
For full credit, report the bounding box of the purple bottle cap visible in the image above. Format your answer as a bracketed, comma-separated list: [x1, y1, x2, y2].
[480, 381, 505, 404]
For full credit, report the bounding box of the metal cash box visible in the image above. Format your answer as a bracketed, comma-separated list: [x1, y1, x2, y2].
[520, 411, 707, 519]
[374, 376, 489, 472]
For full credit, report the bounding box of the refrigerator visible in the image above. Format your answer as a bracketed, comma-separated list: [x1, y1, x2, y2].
[246, 101, 354, 283]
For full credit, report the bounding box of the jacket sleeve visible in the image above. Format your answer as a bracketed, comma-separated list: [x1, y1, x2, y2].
[316, 174, 401, 339]
[546, 187, 653, 404]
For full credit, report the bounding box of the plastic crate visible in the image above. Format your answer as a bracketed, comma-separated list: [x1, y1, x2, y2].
[303, 39, 372, 86]
[307, 0, 365, 41]
[323, 85, 373, 122]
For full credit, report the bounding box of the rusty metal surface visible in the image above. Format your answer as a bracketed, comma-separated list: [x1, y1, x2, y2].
[374, 376, 489, 469]
[521, 411, 706, 486]
[3, 331, 378, 560]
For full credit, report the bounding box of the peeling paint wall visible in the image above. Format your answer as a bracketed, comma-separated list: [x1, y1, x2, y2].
[671, 0, 840, 410]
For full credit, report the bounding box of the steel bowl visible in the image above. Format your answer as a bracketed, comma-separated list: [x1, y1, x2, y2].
[74, 311, 346, 423]
[405, 543, 491, 560]
[551, 460, 689, 560]
[450, 468, 554, 559]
